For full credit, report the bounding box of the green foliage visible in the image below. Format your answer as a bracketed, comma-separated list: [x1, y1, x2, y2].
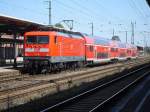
[54, 23, 64, 28]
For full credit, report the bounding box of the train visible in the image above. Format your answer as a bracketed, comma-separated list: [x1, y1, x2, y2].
[23, 29, 137, 74]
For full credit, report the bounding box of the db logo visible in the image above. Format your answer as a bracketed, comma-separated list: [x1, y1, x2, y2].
[34, 48, 39, 52]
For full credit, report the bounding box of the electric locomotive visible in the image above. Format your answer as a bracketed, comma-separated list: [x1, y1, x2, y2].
[24, 30, 85, 73]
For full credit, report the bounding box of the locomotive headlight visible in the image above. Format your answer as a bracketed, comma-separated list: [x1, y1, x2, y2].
[25, 48, 34, 52]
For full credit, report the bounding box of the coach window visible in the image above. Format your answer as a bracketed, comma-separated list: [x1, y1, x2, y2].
[115, 48, 118, 52]
[127, 50, 131, 53]
[111, 48, 118, 52]
[111, 48, 115, 52]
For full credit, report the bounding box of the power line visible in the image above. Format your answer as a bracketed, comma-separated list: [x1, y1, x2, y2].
[136, 0, 150, 30]
[70, 0, 129, 36]
[54, 0, 91, 18]
[70, 0, 110, 22]
[129, 0, 147, 22]
[53, 0, 97, 27]
[52, 1, 76, 19]
[93, 0, 130, 34]
[54, 0, 112, 26]
[138, 0, 150, 17]
[53, 0, 105, 34]
[0, 0, 48, 16]
[94, 0, 125, 22]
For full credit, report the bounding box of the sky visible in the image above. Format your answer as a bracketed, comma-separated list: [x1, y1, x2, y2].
[0, 0, 150, 46]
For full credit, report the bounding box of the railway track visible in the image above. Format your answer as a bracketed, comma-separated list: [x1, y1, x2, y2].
[90, 70, 150, 112]
[40, 64, 150, 112]
[0, 64, 120, 101]
[0, 75, 30, 84]
[0, 57, 147, 85]
[0, 57, 150, 110]
[0, 59, 147, 97]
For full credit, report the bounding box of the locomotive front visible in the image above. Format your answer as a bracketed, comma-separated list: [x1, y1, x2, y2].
[24, 31, 51, 74]
[24, 31, 86, 74]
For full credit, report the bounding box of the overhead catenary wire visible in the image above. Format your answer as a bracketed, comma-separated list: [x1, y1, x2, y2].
[128, 0, 147, 23]
[70, 0, 111, 22]
[0, 0, 48, 16]
[54, 0, 92, 18]
[94, 0, 126, 23]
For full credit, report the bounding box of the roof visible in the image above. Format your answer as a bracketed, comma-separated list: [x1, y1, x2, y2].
[0, 14, 45, 34]
[95, 37, 110, 46]
[0, 14, 81, 35]
[0, 38, 23, 44]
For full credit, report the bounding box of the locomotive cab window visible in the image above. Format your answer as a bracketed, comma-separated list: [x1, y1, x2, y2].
[38, 36, 49, 44]
[26, 36, 37, 44]
[26, 36, 49, 44]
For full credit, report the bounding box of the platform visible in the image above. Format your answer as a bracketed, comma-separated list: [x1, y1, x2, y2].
[0, 66, 20, 75]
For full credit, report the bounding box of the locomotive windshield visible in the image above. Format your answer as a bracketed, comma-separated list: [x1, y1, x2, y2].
[26, 36, 37, 44]
[38, 36, 49, 44]
[26, 36, 49, 44]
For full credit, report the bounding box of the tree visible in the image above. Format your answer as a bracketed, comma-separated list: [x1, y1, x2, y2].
[54, 23, 64, 28]
[112, 35, 121, 41]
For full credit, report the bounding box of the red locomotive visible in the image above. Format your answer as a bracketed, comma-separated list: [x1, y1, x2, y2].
[24, 29, 137, 74]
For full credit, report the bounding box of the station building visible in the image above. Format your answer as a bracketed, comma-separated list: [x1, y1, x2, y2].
[0, 34, 23, 66]
[0, 14, 45, 67]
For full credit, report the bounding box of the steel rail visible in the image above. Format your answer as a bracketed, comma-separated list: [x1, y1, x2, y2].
[0, 58, 149, 111]
[89, 70, 150, 112]
[0, 58, 147, 83]
[40, 64, 150, 112]
[0, 75, 30, 84]
[0, 66, 119, 102]
[0, 59, 147, 99]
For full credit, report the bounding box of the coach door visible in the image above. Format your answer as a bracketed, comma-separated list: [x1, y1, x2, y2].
[94, 46, 97, 59]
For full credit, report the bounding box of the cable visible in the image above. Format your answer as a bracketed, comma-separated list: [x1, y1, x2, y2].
[0, 0, 48, 16]
[129, 0, 146, 22]
[54, 0, 91, 18]
[94, 0, 125, 22]
[70, 0, 110, 22]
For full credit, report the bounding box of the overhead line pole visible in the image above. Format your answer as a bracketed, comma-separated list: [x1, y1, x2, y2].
[113, 28, 115, 36]
[131, 22, 135, 44]
[126, 31, 128, 43]
[45, 0, 52, 25]
[89, 22, 94, 36]
[48, 0, 52, 25]
[92, 22, 94, 36]
[63, 20, 74, 30]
